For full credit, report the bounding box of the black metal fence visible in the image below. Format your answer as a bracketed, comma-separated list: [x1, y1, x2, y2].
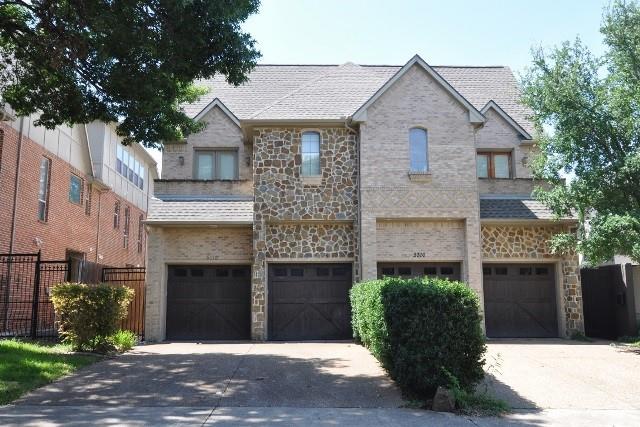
[0, 252, 145, 341]
[0, 252, 69, 340]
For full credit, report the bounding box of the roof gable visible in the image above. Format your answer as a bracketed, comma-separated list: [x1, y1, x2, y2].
[481, 100, 532, 140]
[352, 55, 485, 124]
[193, 98, 240, 127]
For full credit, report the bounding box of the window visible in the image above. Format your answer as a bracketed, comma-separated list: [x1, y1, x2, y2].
[137, 214, 144, 253]
[483, 267, 492, 275]
[116, 144, 145, 188]
[477, 152, 511, 179]
[123, 206, 130, 249]
[194, 150, 238, 180]
[398, 267, 412, 276]
[381, 267, 395, 276]
[38, 157, 51, 221]
[69, 175, 83, 205]
[85, 184, 92, 215]
[495, 267, 508, 275]
[301, 132, 321, 176]
[424, 267, 437, 275]
[440, 266, 454, 276]
[409, 128, 428, 173]
[114, 201, 120, 229]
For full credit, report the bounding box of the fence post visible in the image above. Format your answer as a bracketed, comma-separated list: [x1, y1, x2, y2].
[30, 250, 42, 339]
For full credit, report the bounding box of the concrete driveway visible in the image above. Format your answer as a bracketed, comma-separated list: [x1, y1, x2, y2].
[12, 342, 403, 408]
[482, 339, 640, 411]
[2, 340, 640, 426]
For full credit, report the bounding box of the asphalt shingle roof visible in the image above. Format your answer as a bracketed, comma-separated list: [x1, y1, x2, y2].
[184, 63, 533, 133]
[146, 198, 253, 224]
[480, 198, 566, 220]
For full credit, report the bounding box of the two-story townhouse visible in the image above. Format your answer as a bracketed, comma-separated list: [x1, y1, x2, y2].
[0, 106, 158, 268]
[145, 55, 584, 342]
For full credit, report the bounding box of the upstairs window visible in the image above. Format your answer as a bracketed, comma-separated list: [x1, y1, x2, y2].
[194, 149, 238, 180]
[301, 132, 321, 176]
[114, 201, 120, 229]
[477, 152, 511, 179]
[123, 206, 130, 249]
[116, 144, 144, 189]
[38, 157, 51, 221]
[69, 174, 83, 205]
[409, 128, 428, 173]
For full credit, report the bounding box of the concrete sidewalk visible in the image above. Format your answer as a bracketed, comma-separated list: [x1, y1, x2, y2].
[1, 405, 640, 426]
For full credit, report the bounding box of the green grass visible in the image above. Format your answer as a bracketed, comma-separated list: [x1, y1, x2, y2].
[454, 390, 511, 416]
[0, 339, 101, 405]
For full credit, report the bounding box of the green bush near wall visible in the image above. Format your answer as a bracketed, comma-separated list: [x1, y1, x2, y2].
[350, 276, 486, 397]
[51, 283, 134, 353]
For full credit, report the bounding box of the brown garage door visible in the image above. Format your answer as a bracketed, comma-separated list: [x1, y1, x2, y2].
[377, 262, 461, 280]
[268, 263, 353, 341]
[166, 265, 251, 340]
[483, 264, 558, 338]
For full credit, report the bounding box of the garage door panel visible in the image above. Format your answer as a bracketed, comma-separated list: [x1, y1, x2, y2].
[484, 263, 558, 338]
[268, 263, 353, 341]
[166, 265, 251, 341]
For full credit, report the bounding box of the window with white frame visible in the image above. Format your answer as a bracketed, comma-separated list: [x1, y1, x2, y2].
[194, 149, 238, 180]
[409, 128, 428, 173]
[116, 144, 144, 189]
[301, 132, 321, 176]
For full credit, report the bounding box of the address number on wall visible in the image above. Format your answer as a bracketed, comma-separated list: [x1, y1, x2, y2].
[413, 252, 426, 258]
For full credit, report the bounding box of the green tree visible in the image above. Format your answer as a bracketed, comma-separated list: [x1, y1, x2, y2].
[0, 0, 260, 147]
[522, 0, 640, 264]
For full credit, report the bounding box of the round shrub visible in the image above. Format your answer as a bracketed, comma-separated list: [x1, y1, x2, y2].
[51, 283, 134, 352]
[351, 276, 486, 397]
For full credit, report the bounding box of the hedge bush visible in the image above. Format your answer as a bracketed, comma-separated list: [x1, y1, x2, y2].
[350, 276, 486, 397]
[51, 283, 134, 352]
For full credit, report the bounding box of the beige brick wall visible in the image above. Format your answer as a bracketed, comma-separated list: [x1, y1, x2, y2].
[163, 106, 249, 178]
[358, 63, 483, 310]
[145, 225, 252, 341]
[376, 220, 464, 261]
[475, 108, 535, 180]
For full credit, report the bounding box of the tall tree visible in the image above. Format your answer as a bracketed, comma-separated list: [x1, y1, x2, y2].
[522, 0, 640, 264]
[0, 0, 260, 147]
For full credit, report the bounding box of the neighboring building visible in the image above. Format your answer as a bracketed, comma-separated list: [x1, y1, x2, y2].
[0, 106, 158, 267]
[145, 55, 584, 342]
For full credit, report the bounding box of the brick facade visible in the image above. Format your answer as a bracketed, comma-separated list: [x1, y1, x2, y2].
[144, 60, 584, 341]
[145, 226, 252, 341]
[0, 122, 146, 267]
[358, 64, 484, 309]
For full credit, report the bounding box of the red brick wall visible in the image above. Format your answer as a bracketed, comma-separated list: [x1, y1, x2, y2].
[0, 122, 146, 267]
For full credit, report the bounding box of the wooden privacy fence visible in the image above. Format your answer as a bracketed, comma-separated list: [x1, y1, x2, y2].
[102, 267, 146, 340]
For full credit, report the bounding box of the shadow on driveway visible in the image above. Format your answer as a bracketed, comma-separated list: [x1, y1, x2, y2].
[15, 342, 403, 409]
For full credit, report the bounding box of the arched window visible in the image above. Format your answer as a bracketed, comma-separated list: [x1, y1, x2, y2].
[409, 128, 428, 173]
[301, 131, 321, 176]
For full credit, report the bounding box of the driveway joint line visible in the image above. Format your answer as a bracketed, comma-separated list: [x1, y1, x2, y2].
[201, 343, 255, 425]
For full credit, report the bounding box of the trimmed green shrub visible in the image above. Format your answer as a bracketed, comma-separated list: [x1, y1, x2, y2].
[51, 283, 134, 353]
[351, 276, 486, 397]
[109, 330, 137, 352]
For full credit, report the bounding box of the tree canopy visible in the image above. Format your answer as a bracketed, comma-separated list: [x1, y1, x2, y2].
[522, 0, 640, 264]
[0, 0, 260, 147]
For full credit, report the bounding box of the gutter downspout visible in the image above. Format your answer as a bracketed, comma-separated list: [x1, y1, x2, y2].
[345, 118, 362, 281]
[4, 116, 24, 330]
[9, 116, 25, 254]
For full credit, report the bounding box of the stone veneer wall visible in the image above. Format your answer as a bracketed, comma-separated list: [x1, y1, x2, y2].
[481, 224, 584, 336]
[252, 127, 358, 340]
